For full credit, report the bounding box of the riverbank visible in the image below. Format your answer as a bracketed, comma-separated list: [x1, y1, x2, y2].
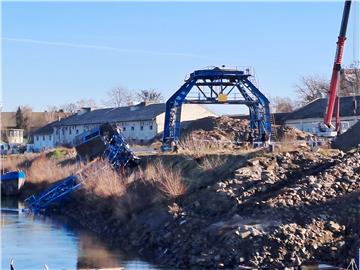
[4, 147, 360, 269]
[1, 197, 168, 270]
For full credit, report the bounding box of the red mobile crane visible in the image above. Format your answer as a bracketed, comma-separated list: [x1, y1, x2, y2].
[321, 0, 352, 136]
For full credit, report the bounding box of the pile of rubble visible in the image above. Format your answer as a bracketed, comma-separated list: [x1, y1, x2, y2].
[181, 116, 249, 144]
[126, 148, 360, 269]
[181, 116, 311, 144]
[275, 125, 311, 141]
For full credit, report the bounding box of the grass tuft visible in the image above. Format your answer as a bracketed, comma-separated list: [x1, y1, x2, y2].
[78, 160, 126, 198]
[139, 160, 187, 198]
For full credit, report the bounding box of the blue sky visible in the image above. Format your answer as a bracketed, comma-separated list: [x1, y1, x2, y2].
[2, 1, 359, 114]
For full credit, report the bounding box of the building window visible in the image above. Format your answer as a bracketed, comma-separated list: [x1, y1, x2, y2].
[69, 129, 72, 135]
[49, 135, 52, 140]
[149, 125, 153, 130]
[140, 126, 144, 131]
[43, 136, 45, 141]
[76, 129, 79, 134]
[131, 127, 134, 131]
[123, 127, 126, 131]
[36, 136, 39, 141]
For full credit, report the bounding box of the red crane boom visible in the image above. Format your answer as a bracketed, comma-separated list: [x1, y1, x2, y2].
[324, 0, 352, 128]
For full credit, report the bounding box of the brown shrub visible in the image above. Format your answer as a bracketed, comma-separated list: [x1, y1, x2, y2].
[179, 136, 227, 158]
[140, 160, 187, 198]
[199, 155, 226, 171]
[1, 154, 35, 172]
[1, 151, 80, 184]
[79, 160, 126, 198]
[25, 154, 79, 183]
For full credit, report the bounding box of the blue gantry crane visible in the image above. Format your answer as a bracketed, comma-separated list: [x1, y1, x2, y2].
[162, 67, 271, 148]
[25, 123, 138, 213]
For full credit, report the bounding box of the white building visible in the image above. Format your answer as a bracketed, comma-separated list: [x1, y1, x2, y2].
[285, 96, 360, 134]
[1, 129, 24, 144]
[32, 102, 216, 151]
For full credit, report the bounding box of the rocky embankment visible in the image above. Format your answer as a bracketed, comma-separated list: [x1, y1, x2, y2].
[61, 148, 360, 269]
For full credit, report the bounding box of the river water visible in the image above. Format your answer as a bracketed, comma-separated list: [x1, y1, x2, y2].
[1, 198, 167, 270]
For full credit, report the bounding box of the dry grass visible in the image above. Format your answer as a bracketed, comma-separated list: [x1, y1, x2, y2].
[137, 160, 187, 198]
[199, 155, 226, 170]
[25, 154, 79, 183]
[1, 154, 32, 172]
[179, 136, 225, 158]
[78, 160, 126, 198]
[1, 152, 80, 184]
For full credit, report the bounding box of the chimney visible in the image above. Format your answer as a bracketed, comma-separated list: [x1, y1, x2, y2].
[77, 107, 92, 115]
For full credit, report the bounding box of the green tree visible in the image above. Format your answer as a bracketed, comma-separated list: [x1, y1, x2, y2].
[15, 106, 25, 129]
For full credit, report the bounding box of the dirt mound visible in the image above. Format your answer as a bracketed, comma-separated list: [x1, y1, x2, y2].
[275, 125, 311, 140]
[181, 116, 311, 143]
[332, 120, 360, 151]
[181, 116, 249, 143]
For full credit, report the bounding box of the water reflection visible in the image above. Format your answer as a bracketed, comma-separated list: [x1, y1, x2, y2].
[1, 198, 166, 270]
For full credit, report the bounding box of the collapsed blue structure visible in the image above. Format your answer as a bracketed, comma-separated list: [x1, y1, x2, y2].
[25, 123, 138, 213]
[162, 67, 271, 147]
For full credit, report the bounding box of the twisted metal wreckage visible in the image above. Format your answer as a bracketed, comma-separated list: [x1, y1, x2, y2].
[25, 123, 139, 212]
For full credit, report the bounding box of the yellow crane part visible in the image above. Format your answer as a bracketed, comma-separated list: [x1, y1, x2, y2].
[218, 93, 228, 103]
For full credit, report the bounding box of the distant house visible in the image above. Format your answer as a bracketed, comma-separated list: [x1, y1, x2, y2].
[285, 96, 360, 134]
[1, 129, 24, 144]
[32, 102, 216, 151]
[1, 111, 70, 145]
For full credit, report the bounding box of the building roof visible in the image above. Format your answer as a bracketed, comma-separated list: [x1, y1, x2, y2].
[32, 121, 56, 135]
[286, 96, 360, 120]
[1, 111, 70, 131]
[55, 102, 166, 126]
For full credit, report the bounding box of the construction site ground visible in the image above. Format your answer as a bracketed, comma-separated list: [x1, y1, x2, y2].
[30, 147, 359, 269]
[6, 116, 360, 269]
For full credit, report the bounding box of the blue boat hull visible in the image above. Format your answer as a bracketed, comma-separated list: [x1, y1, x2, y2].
[1, 171, 26, 196]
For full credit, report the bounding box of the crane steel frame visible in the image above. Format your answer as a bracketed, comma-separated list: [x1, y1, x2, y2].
[324, 0, 352, 129]
[162, 67, 271, 146]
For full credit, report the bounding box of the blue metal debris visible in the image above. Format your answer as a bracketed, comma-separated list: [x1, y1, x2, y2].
[75, 123, 139, 169]
[162, 67, 271, 148]
[25, 175, 80, 213]
[25, 123, 138, 213]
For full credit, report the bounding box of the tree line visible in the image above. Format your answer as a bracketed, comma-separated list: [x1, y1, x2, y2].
[46, 88, 164, 114]
[271, 69, 360, 113]
[13, 68, 360, 130]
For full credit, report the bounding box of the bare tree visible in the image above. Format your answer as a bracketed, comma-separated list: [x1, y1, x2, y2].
[270, 97, 295, 113]
[57, 98, 97, 114]
[76, 98, 97, 108]
[295, 75, 330, 105]
[46, 105, 61, 122]
[136, 89, 163, 103]
[104, 87, 134, 107]
[60, 103, 78, 113]
[340, 68, 360, 96]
